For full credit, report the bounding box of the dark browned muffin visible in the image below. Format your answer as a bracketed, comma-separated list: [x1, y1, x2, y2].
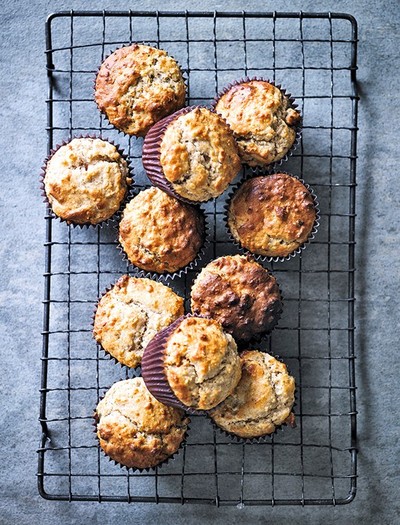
[190, 254, 282, 341]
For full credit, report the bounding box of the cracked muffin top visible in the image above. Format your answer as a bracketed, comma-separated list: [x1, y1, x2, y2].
[118, 187, 204, 274]
[93, 275, 184, 368]
[95, 378, 189, 469]
[161, 316, 242, 410]
[44, 137, 131, 225]
[209, 350, 295, 438]
[228, 174, 317, 258]
[214, 80, 301, 167]
[158, 107, 241, 202]
[95, 44, 186, 136]
[191, 254, 282, 341]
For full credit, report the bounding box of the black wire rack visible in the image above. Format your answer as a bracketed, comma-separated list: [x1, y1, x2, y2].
[38, 10, 358, 506]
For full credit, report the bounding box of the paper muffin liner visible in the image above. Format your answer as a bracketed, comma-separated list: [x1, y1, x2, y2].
[212, 77, 302, 171]
[93, 43, 188, 138]
[93, 391, 190, 473]
[224, 171, 320, 263]
[91, 274, 185, 371]
[40, 135, 134, 229]
[208, 353, 297, 445]
[142, 105, 241, 204]
[189, 253, 284, 348]
[116, 195, 210, 282]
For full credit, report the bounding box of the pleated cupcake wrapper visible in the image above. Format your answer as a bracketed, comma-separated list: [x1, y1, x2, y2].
[115, 198, 210, 283]
[91, 274, 184, 371]
[40, 134, 134, 229]
[142, 314, 210, 416]
[93, 393, 190, 473]
[224, 171, 320, 264]
[94, 43, 188, 138]
[188, 253, 284, 348]
[142, 105, 241, 204]
[211, 77, 302, 171]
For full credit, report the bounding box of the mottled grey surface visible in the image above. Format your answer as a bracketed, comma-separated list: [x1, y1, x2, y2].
[0, 0, 399, 524]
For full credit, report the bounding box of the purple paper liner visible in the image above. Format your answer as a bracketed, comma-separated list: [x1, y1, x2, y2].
[189, 253, 284, 347]
[224, 171, 320, 264]
[91, 274, 185, 371]
[40, 135, 134, 229]
[94, 43, 187, 138]
[116, 192, 210, 282]
[208, 352, 297, 444]
[211, 77, 302, 170]
[93, 387, 190, 473]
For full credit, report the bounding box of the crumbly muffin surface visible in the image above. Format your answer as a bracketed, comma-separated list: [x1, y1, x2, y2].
[191, 255, 282, 341]
[119, 187, 204, 273]
[95, 378, 189, 469]
[44, 138, 130, 224]
[210, 351, 295, 438]
[228, 174, 316, 257]
[215, 80, 301, 166]
[95, 44, 186, 136]
[159, 107, 241, 201]
[164, 316, 241, 410]
[94, 275, 184, 368]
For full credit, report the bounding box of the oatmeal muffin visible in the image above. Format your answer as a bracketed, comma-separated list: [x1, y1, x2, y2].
[93, 275, 184, 368]
[119, 187, 205, 274]
[209, 350, 295, 439]
[142, 106, 241, 203]
[142, 315, 241, 411]
[214, 79, 301, 167]
[228, 173, 317, 258]
[95, 44, 186, 136]
[95, 378, 189, 469]
[191, 254, 282, 342]
[43, 137, 131, 225]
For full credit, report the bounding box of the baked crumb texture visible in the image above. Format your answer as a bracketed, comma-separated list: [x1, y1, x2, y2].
[95, 378, 189, 469]
[95, 44, 186, 136]
[44, 137, 130, 225]
[228, 173, 317, 258]
[93, 275, 184, 368]
[210, 350, 295, 439]
[191, 254, 282, 341]
[118, 187, 205, 274]
[215, 79, 301, 167]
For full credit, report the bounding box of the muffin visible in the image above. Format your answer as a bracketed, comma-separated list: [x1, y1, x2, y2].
[142, 106, 241, 203]
[191, 254, 282, 342]
[228, 173, 317, 258]
[214, 79, 301, 167]
[95, 378, 189, 469]
[209, 350, 296, 439]
[142, 315, 241, 412]
[119, 187, 205, 274]
[95, 44, 186, 136]
[93, 275, 184, 368]
[43, 137, 131, 225]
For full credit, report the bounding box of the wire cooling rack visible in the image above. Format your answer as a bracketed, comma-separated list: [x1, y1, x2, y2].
[38, 11, 358, 506]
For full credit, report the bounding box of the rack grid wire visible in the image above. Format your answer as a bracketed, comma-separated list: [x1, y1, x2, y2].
[38, 10, 358, 506]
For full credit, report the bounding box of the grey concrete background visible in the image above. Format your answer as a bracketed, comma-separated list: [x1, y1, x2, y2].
[0, 0, 399, 523]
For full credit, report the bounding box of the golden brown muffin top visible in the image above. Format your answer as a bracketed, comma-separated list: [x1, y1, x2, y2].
[215, 80, 301, 166]
[159, 107, 241, 202]
[95, 44, 186, 136]
[95, 378, 189, 469]
[210, 350, 295, 438]
[44, 138, 130, 225]
[164, 316, 241, 410]
[119, 187, 204, 273]
[228, 174, 316, 257]
[191, 254, 282, 341]
[93, 275, 184, 368]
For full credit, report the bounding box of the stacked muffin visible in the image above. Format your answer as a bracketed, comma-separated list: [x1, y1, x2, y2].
[41, 42, 323, 470]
